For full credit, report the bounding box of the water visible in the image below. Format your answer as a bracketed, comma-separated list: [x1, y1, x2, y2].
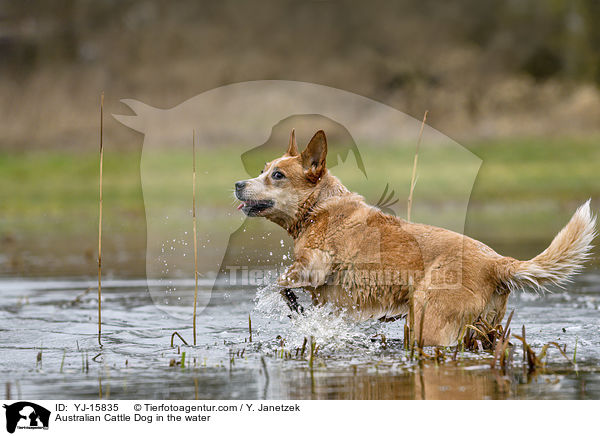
[1, 274, 599, 400]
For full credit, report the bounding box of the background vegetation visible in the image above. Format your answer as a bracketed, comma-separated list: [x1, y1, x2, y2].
[1, 0, 599, 277]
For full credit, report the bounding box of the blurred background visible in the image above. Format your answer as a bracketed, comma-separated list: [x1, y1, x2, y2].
[1, 0, 599, 278]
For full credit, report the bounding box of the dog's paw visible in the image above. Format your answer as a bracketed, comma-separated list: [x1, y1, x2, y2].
[277, 269, 302, 287]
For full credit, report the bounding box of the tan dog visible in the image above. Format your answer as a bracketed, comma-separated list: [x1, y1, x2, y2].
[234, 130, 597, 346]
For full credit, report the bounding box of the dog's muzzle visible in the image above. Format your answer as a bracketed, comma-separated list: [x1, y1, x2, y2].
[234, 180, 274, 216]
[235, 180, 247, 198]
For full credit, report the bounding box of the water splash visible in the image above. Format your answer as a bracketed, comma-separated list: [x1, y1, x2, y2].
[253, 283, 385, 354]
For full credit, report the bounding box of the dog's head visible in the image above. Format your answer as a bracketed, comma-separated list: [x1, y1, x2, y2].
[235, 129, 328, 223]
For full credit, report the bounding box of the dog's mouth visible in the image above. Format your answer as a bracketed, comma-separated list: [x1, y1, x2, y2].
[236, 199, 275, 216]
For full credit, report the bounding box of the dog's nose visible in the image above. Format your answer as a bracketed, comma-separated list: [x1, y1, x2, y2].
[235, 181, 247, 191]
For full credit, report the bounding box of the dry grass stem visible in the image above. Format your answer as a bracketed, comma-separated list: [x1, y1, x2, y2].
[171, 331, 189, 347]
[97, 92, 104, 347]
[407, 110, 428, 222]
[192, 130, 199, 346]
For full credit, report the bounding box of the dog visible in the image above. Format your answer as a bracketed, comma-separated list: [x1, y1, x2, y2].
[234, 129, 597, 346]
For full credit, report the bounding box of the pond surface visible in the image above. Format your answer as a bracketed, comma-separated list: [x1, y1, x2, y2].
[1, 274, 599, 400]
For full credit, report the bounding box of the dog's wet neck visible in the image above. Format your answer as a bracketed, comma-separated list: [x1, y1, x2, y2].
[286, 188, 320, 239]
[283, 172, 348, 240]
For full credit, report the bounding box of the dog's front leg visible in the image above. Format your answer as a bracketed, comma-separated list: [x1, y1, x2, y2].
[277, 263, 308, 315]
[280, 288, 304, 314]
[277, 262, 306, 288]
[277, 250, 332, 314]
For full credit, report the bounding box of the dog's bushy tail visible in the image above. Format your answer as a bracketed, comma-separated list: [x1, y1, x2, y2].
[499, 200, 596, 293]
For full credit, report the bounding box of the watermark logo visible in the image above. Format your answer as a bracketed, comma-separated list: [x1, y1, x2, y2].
[3, 402, 50, 433]
[113, 80, 481, 318]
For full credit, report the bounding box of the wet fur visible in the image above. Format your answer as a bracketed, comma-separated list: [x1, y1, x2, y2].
[235, 130, 597, 346]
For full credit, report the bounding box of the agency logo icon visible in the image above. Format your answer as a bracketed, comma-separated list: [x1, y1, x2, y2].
[3, 402, 50, 433]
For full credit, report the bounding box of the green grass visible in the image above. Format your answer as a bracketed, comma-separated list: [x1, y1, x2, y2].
[1, 136, 599, 276]
[0, 149, 142, 218]
[468, 137, 600, 202]
[1, 137, 598, 218]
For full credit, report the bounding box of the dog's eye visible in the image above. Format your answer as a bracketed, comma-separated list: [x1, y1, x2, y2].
[271, 170, 285, 180]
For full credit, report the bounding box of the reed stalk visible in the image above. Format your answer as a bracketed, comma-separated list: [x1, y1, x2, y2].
[171, 331, 189, 347]
[407, 110, 428, 222]
[408, 283, 415, 354]
[417, 301, 428, 355]
[98, 92, 104, 347]
[192, 130, 199, 346]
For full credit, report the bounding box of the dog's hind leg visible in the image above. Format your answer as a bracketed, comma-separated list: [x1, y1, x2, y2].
[280, 288, 305, 314]
[413, 289, 488, 346]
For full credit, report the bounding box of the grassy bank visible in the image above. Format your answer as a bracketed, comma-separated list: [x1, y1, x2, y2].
[1, 136, 599, 276]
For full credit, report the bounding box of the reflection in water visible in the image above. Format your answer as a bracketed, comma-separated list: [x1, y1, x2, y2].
[6, 362, 598, 401]
[273, 364, 505, 400]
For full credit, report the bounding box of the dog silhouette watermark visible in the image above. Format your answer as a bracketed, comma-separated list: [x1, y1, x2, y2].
[113, 80, 481, 319]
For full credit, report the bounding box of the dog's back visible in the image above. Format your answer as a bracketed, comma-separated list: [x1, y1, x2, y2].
[300, 195, 596, 345]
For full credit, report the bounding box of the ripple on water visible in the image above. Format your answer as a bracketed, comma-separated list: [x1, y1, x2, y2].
[0, 277, 599, 399]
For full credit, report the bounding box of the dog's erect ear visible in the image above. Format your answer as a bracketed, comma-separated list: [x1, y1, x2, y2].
[301, 130, 327, 182]
[286, 128, 298, 156]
